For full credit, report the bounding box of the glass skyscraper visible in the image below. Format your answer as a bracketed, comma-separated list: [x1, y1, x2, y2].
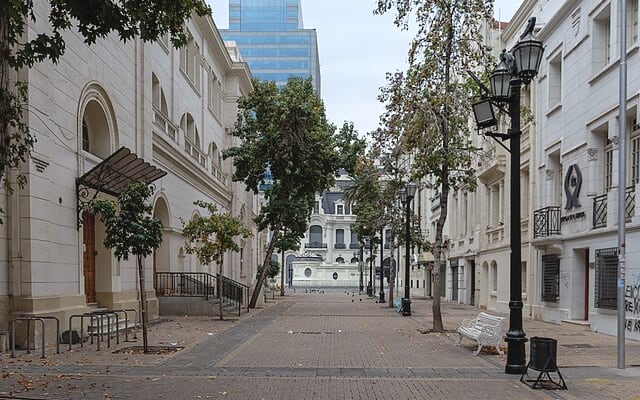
[220, 0, 321, 94]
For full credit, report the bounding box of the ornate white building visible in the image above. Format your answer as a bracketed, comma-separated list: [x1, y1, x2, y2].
[0, 5, 259, 344]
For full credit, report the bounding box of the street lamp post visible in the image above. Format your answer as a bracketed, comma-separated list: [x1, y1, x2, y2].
[379, 227, 385, 303]
[399, 182, 417, 316]
[357, 248, 364, 294]
[367, 238, 373, 297]
[470, 17, 544, 375]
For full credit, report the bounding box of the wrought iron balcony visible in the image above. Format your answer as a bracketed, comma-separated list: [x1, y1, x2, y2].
[349, 243, 360, 249]
[533, 206, 561, 238]
[626, 185, 636, 222]
[305, 241, 327, 249]
[334, 243, 347, 249]
[593, 194, 607, 229]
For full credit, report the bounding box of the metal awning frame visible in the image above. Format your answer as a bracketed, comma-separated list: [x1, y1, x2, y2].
[76, 147, 167, 229]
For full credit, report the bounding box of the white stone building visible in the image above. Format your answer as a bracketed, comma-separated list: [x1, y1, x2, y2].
[0, 5, 259, 343]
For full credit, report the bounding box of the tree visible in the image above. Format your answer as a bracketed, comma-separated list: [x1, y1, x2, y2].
[223, 77, 364, 308]
[376, 0, 492, 331]
[0, 1, 210, 221]
[90, 182, 163, 353]
[182, 200, 252, 320]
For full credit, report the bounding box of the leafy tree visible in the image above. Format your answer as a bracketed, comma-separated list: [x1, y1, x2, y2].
[90, 182, 163, 353]
[375, 0, 492, 331]
[0, 1, 210, 221]
[182, 200, 252, 320]
[223, 77, 364, 308]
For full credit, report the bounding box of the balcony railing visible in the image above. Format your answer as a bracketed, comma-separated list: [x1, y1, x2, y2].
[185, 138, 207, 168]
[533, 206, 561, 238]
[334, 243, 346, 249]
[153, 107, 178, 143]
[626, 185, 635, 222]
[305, 241, 327, 249]
[349, 243, 360, 249]
[593, 194, 607, 229]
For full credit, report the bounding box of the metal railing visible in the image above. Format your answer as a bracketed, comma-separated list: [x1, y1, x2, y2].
[155, 272, 247, 316]
[626, 185, 635, 222]
[593, 194, 607, 229]
[305, 241, 327, 248]
[349, 243, 360, 249]
[334, 243, 346, 249]
[533, 206, 561, 238]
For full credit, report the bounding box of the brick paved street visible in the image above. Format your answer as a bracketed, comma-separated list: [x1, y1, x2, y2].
[2, 291, 640, 399]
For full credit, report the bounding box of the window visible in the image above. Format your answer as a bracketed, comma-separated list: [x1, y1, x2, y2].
[309, 225, 323, 246]
[336, 204, 344, 215]
[491, 261, 498, 292]
[208, 69, 223, 119]
[593, 6, 611, 72]
[488, 182, 502, 227]
[548, 53, 562, 107]
[630, 118, 640, 185]
[180, 30, 200, 90]
[335, 229, 345, 248]
[335, 257, 345, 264]
[604, 134, 613, 192]
[595, 247, 618, 309]
[628, 0, 639, 48]
[314, 200, 320, 214]
[521, 169, 530, 219]
[521, 261, 527, 295]
[541, 255, 559, 302]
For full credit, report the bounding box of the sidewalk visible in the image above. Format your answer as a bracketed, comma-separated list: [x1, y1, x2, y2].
[1, 291, 640, 400]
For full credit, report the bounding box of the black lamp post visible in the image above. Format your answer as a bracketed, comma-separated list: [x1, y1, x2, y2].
[357, 248, 364, 294]
[470, 17, 544, 375]
[367, 238, 373, 297]
[379, 227, 385, 303]
[399, 182, 417, 316]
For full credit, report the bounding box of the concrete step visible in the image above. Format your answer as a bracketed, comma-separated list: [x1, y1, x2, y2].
[561, 319, 591, 331]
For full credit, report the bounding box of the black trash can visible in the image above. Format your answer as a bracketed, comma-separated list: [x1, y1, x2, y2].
[529, 336, 557, 372]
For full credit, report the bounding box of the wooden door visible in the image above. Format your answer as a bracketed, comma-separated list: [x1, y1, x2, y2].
[83, 212, 97, 303]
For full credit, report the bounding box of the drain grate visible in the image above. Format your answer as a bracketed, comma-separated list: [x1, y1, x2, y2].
[560, 343, 594, 348]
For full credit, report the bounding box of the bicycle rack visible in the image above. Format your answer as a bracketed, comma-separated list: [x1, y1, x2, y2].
[68, 313, 101, 350]
[11, 316, 60, 358]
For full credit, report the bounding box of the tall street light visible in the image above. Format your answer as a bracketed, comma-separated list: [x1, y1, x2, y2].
[379, 227, 385, 303]
[470, 17, 544, 375]
[399, 182, 417, 316]
[367, 237, 373, 297]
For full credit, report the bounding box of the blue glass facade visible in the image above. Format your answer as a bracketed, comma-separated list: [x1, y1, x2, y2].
[221, 0, 321, 94]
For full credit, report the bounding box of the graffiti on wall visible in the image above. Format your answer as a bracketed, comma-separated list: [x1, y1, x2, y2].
[560, 272, 570, 289]
[625, 274, 640, 333]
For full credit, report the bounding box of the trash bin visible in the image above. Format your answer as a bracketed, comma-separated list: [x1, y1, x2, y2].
[529, 336, 557, 372]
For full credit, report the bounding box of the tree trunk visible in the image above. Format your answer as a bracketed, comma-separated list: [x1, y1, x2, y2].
[249, 223, 282, 308]
[218, 259, 223, 320]
[137, 255, 149, 353]
[431, 12, 454, 333]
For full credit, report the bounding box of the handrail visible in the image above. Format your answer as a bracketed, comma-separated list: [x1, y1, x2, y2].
[533, 206, 561, 238]
[156, 272, 248, 316]
[593, 193, 607, 228]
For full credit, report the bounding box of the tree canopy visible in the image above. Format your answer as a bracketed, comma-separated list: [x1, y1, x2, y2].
[375, 0, 493, 330]
[0, 0, 210, 221]
[223, 77, 365, 307]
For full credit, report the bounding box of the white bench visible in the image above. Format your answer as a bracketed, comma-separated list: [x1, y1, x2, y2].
[456, 312, 505, 356]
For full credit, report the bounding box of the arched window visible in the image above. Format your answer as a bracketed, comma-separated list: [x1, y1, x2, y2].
[82, 100, 112, 159]
[350, 257, 358, 264]
[335, 257, 345, 264]
[152, 73, 168, 115]
[309, 225, 322, 246]
[181, 113, 200, 148]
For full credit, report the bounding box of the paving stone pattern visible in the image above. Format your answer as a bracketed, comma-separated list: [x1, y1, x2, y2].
[1, 291, 640, 399]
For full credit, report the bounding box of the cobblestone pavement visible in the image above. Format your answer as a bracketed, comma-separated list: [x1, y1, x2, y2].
[1, 290, 640, 399]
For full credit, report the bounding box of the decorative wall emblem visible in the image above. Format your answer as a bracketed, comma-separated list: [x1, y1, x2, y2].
[564, 164, 582, 209]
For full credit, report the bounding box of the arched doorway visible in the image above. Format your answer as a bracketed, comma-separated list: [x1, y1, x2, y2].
[153, 197, 171, 290]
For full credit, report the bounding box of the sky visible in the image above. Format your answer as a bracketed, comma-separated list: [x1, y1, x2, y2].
[208, 0, 522, 136]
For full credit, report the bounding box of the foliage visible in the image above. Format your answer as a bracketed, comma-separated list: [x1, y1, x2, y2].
[223, 77, 364, 307]
[89, 181, 163, 352]
[182, 200, 252, 268]
[90, 182, 163, 260]
[257, 260, 280, 280]
[375, 0, 494, 331]
[0, 0, 210, 221]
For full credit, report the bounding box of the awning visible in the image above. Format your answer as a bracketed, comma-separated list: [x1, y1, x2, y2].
[77, 147, 167, 227]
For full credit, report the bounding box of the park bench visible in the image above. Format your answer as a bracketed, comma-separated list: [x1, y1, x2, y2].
[456, 312, 505, 356]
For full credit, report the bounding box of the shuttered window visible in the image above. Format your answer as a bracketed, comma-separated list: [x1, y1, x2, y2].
[541, 255, 560, 302]
[595, 247, 618, 310]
